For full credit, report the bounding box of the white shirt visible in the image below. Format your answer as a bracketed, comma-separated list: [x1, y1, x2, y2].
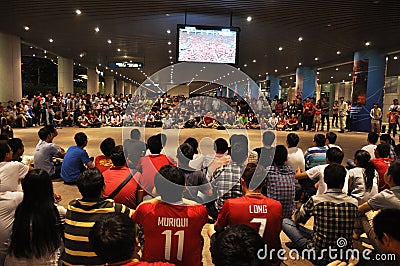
[0, 162, 29, 192]
[348, 167, 379, 205]
[287, 147, 305, 172]
[327, 144, 342, 151]
[306, 164, 349, 195]
[361, 144, 377, 159]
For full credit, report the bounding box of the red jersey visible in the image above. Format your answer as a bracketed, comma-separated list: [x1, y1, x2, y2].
[216, 194, 283, 266]
[137, 155, 176, 194]
[304, 102, 315, 116]
[103, 166, 141, 209]
[371, 157, 394, 191]
[95, 155, 113, 173]
[133, 198, 208, 266]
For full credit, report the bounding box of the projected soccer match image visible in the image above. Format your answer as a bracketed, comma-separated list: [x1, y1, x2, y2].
[177, 25, 238, 64]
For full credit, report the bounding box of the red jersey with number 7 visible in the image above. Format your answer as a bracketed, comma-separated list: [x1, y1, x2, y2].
[216, 194, 283, 266]
[133, 198, 208, 266]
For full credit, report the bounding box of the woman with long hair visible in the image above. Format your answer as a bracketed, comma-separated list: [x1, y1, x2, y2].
[5, 169, 64, 265]
[348, 150, 379, 205]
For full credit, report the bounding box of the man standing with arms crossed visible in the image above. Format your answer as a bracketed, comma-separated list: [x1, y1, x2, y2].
[338, 96, 348, 133]
[370, 102, 382, 134]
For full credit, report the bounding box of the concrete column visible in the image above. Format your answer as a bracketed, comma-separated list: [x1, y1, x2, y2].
[266, 75, 280, 99]
[296, 67, 317, 99]
[124, 81, 130, 95]
[87, 68, 99, 95]
[115, 79, 124, 96]
[0, 33, 22, 102]
[104, 75, 114, 95]
[58, 57, 73, 94]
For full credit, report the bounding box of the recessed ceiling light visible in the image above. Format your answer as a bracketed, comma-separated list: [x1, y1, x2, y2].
[349, 73, 352, 76]
[48, 38, 54, 43]
[246, 16, 252, 22]
[94, 27, 100, 32]
[167, 29, 171, 34]
[327, 24, 332, 27]
[336, 50, 341, 55]
[298, 36, 303, 42]
[285, 66, 289, 69]
[285, 83, 288, 85]
[32, 54, 36, 57]
[29, 46, 33, 49]
[298, 62, 302, 66]
[314, 57, 319, 61]
[328, 81, 331, 84]
[394, 56, 398, 60]
[98, 63, 101, 66]
[124, 55, 128, 58]
[258, 74, 262, 77]
[274, 69, 278, 72]
[243, 64, 247, 67]
[170, 61, 174, 64]
[168, 41, 172, 45]
[331, 76, 334, 79]
[79, 53, 85, 58]
[317, 71, 320, 74]
[290, 77, 293, 80]
[168, 50, 172, 53]
[278, 47, 283, 51]
[252, 59, 256, 63]
[75, 9, 82, 15]
[365, 41, 371, 46]
[117, 48, 121, 52]
[107, 39, 112, 44]
[44, 50, 47, 54]
[24, 26, 30, 31]
[44, 55, 47, 58]
[335, 67, 339, 71]
[342, 80, 345, 83]
[266, 72, 268, 75]
[111, 70, 114, 72]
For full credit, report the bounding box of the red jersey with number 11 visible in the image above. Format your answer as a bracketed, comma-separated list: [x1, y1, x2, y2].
[133, 198, 208, 266]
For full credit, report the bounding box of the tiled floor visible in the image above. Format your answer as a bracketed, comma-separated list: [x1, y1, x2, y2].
[14, 126, 372, 266]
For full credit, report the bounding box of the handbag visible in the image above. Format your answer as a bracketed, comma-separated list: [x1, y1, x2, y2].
[106, 169, 136, 199]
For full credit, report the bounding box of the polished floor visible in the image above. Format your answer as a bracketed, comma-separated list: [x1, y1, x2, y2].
[14, 126, 372, 266]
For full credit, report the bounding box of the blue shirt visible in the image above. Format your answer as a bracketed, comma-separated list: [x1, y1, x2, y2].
[304, 146, 328, 170]
[61, 146, 90, 183]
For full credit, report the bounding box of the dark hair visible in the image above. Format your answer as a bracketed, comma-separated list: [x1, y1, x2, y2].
[74, 132, 88, 147]
[130, 129, 141, 141]
[376, 144, 390, 158]
[8, 169, 61, 259]
[147, 135, 162, 154]
[324, 163, 346, 189]
[262, 131, 275, 146]
[110, 145, 126, 167]
[38, 127, 51, 141]
[184, 137, 199, 154]
[100, 138, 116, 157]
[272, 145, 287, 166]
[154, 165, 184, 202]
[326, 132, 337, 144]
[367, 132, 379, 145]
[157, 133, 167, 147]
[0, 140, 11, 162]
[211, 224, 265, 266]
[380, 134, 395, 146]
[123, 139, 146, 168]
[231, 143, 248, 164]
[286, 133, 299, 148]
[387, 161, 400, 186]
[313, 134, 326, 147]
[241, 163, 265, 190]
[354, 150, 375, 190]
[8, 138, 23, 155]
[326, 147, 344, 164]
[214, 138, 228, 153]
[44, 124, 56, 135]
[89, 214, 136, 264]
[77, 168, 105, 199]
[373, 209, 400, 242]
[177, 143, 194, 165]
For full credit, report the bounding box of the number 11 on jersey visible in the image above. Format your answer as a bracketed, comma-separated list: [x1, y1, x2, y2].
[162, 230, 185, 261]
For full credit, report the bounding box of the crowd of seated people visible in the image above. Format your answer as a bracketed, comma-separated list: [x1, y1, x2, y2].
[0, 91, 357, 134]
[0, 124, 399, 265]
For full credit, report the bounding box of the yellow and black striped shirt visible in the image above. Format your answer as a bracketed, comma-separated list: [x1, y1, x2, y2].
[62, 198, 134, 266]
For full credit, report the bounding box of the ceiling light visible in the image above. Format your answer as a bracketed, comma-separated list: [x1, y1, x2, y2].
[335, 67, 339, 71]
[331, 76, 334, 79]
[48, 38, 54, 43]
[98, 63, 102, 66]
[285, 83, 288, 85]
[274, 69, 278, 72]
[336, 50, 341, 55]
[328, 81, 331, 84]
[314, 57, 319, 61]
[167, 29, 171, 34]
[169, 56, 172, 59]
[32, 54, 36, 57]
[168, 50, 172, 53]
[124, 55, 128, 58]
[107, 39, 112, 44]
[75, 9, 82, 15]
[365, 41, 371, 46]
[243, 64, 247, 67]
[298, 62, 302, 66]
[394, 56, 398, 60]
[29, 46, 33, 49]
[117, 48, 121, 52]
[44, 50, 47, 54]
[285, 66, 289, 69]
[298, 36, 303, 42]
[111, 70, 114, 72]
[258, 74, 262, 77]
[278, 47, 283, 51]
[317, 71, 320, 74]
[290, 77, 293, 80]
[252, 59, 256, 63]
[94, 27, 100, 32]
[24, 26, 30, 31]
[170, 61, 174, 64]
[247, 16, 252, 22]
[79, 53, 85, 58]
[342, 80, 345, 83]
[168, 41, 172, 45]
[349, 73, 352, 76]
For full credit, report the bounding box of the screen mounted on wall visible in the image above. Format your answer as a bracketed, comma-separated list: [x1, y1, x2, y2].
[177, 24, 239, 65]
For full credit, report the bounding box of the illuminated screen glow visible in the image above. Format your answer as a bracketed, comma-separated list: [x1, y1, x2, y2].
[177, 25, 238, 64]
